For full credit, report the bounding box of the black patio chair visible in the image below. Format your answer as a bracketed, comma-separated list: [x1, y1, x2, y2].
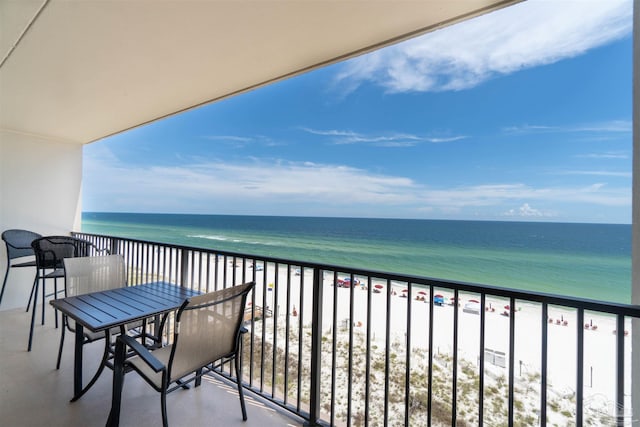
[0, 229, 42, 306]
[109, 282, 254, 427]
[28, 235, 109, 351]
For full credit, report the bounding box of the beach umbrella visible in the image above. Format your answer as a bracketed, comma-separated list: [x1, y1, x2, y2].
[469, 299, 479, 303]
[504, 305, 510, 310]
[418, 291, 427, 295]
[402, 289, 408, 293]
[374, 284, 384, 290]
[434, 294, 443, 298]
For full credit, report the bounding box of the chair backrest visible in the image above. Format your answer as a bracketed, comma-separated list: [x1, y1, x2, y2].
[168, 282, 254, 382]
[31, 236, 106, 270]
[63, 255, 127, 297]
[2, 229, 42, 260]
[32, 236, 79, 270]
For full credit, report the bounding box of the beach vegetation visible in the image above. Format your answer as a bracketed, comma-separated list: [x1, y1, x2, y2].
[240, 306, 603, 427]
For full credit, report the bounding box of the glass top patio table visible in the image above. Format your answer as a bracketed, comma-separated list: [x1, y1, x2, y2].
[50, 281, 201, 401]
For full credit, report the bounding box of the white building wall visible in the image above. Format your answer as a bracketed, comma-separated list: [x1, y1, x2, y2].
[0, 130, 82, 310]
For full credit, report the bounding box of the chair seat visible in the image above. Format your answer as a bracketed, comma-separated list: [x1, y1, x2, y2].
[129, 345, 174, 389]
[10, 260, 37, 268]
[43, 268, 65, 279]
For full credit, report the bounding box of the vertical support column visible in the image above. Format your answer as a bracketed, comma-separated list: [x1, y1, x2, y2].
[632, 1, 640, 424]
[617, 316, 626, 424]
[110, 238, 120, 256]
[306, 267, 323, 426]
[180, 249, 189, 288]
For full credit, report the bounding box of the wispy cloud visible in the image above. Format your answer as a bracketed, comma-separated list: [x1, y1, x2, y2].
[571, 120, 632, 133]
[333, 0, 632, 95]
[201, 134, 284, 147]
[84, 149, 630, 218]
[202, 135, 253, 143]
[503, 120, 632, 135]
[557, 170, 632, 178]
[301, 127, 466, 146]
[576, 152, 629, 160]
[418, 183, 629, 211]
[502, 124, 558, 134]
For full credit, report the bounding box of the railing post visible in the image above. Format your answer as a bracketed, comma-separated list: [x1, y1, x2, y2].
[180, 249, 189, 288]
[110, 238, 120, 256]
[306, 267, 323, 426]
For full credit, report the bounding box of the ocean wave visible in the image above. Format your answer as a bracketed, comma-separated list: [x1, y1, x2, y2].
[188, 234, 280, 246]
[188, 234, 229, 241]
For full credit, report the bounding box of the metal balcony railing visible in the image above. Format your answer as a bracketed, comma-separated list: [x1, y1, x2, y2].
[73, 231, 640, 426]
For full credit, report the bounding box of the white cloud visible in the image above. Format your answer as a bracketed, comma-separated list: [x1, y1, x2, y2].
[84, 147, 631, 219]
[503, 120, 632, 135]
[302, 127, 466, 146]
[334, 0, 632, 94]
[558, 170, 631, 178]
[419, 183, 629, 209]
[203, 135, 253, 142]
[577, 152, 629, 160]
[503, 203, 551, 218]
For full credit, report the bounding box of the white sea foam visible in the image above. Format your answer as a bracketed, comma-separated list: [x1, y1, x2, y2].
[188, 234, 282, 247]
[188, 234, 229, 241]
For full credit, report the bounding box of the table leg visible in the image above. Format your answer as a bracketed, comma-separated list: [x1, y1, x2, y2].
[72, 331, 111, 401]
[71, 324, 84, 401]
[106, 337, 126, 427]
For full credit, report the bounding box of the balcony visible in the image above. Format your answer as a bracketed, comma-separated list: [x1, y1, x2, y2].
[2, 231, 639, 426]
[0, 302, 303, 427]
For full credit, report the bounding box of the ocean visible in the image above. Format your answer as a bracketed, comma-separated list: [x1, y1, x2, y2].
[81, 212, 631, 304]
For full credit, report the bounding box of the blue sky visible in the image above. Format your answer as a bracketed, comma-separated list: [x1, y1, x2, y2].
[84, 0, 633, 224]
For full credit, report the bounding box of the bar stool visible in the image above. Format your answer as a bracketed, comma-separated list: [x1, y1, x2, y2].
[1, 229, 42, 307]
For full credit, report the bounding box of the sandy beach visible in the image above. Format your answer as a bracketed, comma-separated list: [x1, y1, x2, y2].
[131, 248, 632, 425]
[242, 262, 632, 425]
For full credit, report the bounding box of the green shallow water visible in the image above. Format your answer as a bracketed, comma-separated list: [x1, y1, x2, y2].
[82, 213, 631, 303]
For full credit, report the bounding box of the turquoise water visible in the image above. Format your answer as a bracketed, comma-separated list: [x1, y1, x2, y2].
[81, 213, 631, 303]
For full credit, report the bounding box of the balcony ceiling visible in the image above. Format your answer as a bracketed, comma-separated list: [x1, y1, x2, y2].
[0, 0, 519, 144]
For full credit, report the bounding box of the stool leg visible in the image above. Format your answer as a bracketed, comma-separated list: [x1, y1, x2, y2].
[54, 277, 59, 328]
[41, 276, 46, 325]
[28, 275, 39, 351]
[0, 263, 10, 305]
[26, 275, 37, 312]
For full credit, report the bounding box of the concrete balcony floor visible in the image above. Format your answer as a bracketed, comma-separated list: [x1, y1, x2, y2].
[0, 303, 303, 427]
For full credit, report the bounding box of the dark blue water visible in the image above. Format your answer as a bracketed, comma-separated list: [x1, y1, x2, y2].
[81, 212, 631, 303]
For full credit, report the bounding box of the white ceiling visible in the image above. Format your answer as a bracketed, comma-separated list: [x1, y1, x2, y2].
[0, 0, 520, 145]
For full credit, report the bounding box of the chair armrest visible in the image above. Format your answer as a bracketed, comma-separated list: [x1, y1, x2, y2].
[118, 335, 165, 373]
